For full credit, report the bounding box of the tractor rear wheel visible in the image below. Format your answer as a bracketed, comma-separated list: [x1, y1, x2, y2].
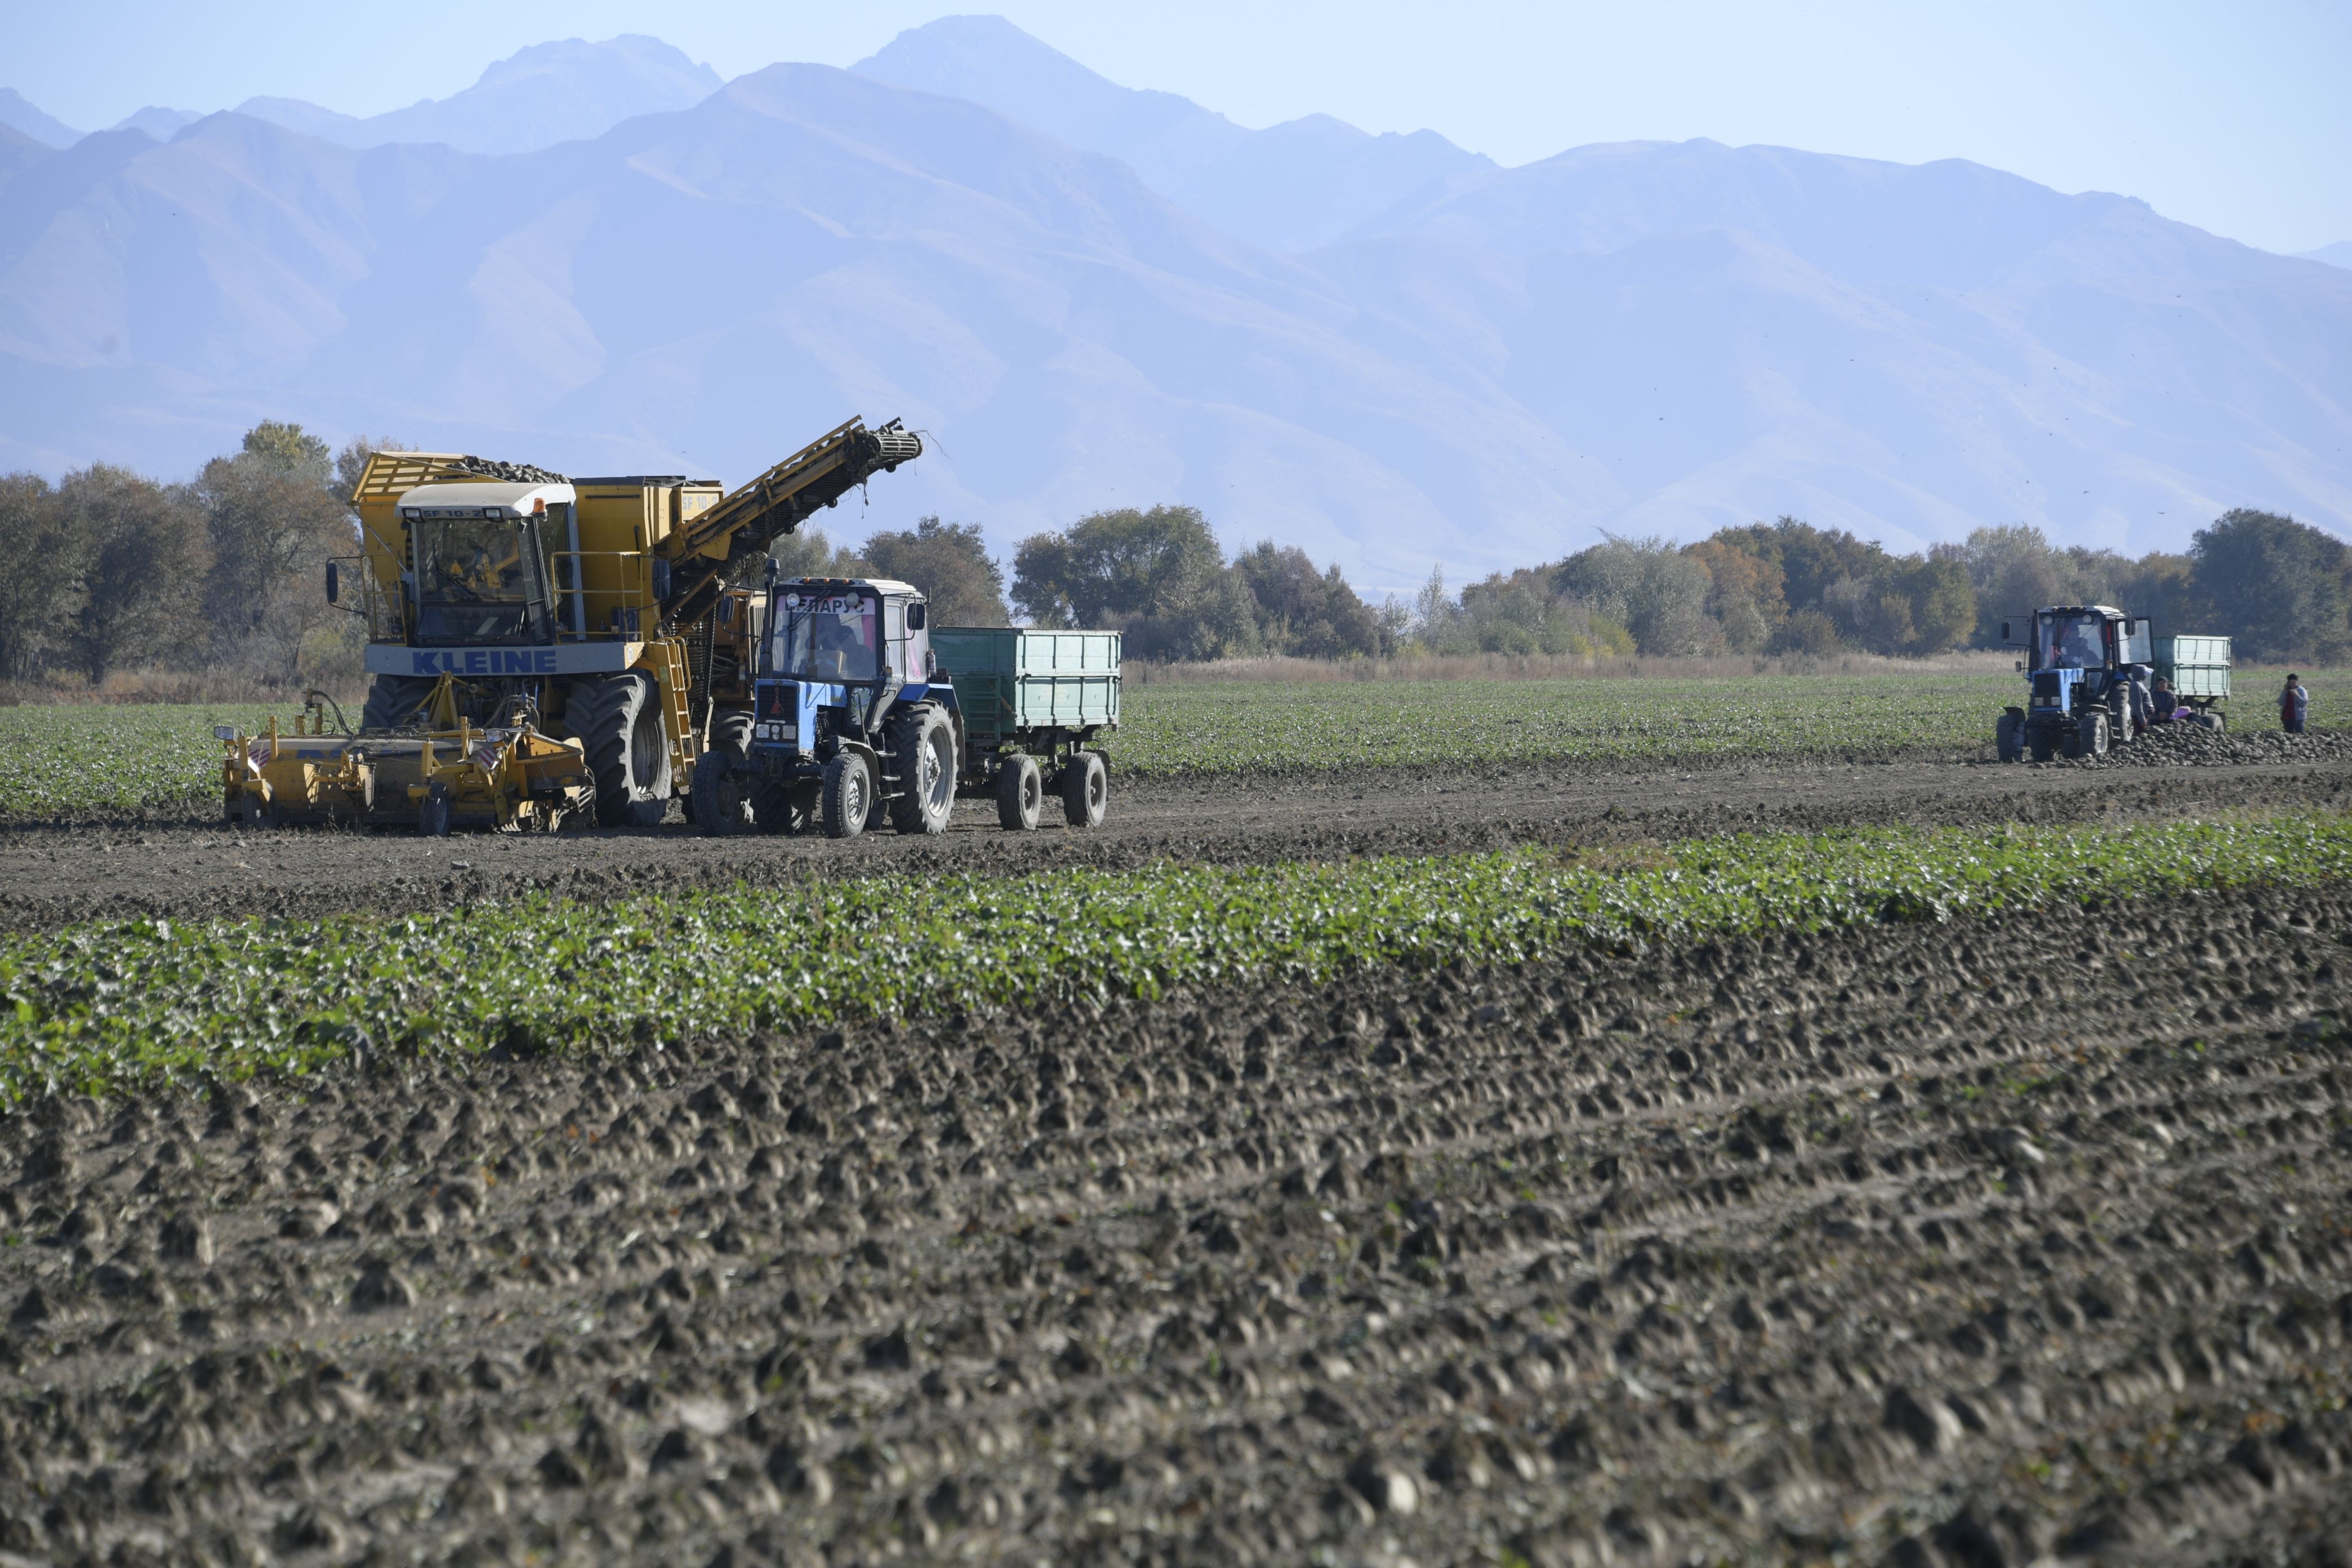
[1995, 711, 2024, 763]
[690, 712, 756, 836]
[821, 753, 871, 839]
[888, 704, 956, 835]
[1059, 749, 1107, 828]
[569, 674, 672, 828]
[361, 675, 435, 733]
[997, 754, 1043, 830]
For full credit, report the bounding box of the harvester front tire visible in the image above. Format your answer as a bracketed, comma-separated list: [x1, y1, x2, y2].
[1995, 710, 2024, 764]
[1059, 750, 1107, 828]
[362, 675, 435, 733]
[572, 674, 672, 829]
[418, 784, 451, 838]
[888, 704, 956, 836]
[238, 792, 279, 831]
[997, 755, 1043, 831]
[821, 754, 870, 840]
[690, 711, 756, 836]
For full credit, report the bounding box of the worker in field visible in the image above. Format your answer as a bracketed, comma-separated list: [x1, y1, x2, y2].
[2282, 673, 2310, 734]
[2149, 675, 2180, 723]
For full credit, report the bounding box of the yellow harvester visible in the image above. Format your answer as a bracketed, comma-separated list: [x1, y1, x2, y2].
[219, 417, 921, 832]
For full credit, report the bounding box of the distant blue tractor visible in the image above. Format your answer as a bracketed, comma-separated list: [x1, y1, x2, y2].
[1996, 604, 2154, 763]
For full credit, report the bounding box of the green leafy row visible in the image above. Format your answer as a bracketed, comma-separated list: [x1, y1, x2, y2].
[2, 812, 2344, 1104]
[1105, 673, 2021, 776]
[0, 703, 283, 819]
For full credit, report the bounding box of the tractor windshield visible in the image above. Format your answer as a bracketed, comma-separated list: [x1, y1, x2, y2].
[768, 589, 880, 683]
[2036, 611, 2109, 671]
[413, 518, 553, 644]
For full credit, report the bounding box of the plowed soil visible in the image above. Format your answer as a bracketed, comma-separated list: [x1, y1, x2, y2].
[4, 752, 2351, 928]
[3, 883, 2351, 1567]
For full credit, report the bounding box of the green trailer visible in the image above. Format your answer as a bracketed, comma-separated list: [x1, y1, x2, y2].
[933, 626, 1121, 830]
[2155, 634, 2231, 724]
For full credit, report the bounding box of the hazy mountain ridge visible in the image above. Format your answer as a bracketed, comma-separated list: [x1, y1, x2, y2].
[0, 20, 2346, 593]
[851, 15, 1494, 253]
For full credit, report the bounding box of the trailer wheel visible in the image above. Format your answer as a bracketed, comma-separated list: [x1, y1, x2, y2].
[690, 712, 756, 836]
[1059, 750, 1107, 828]
[361, 674, 435, 732]
[1995, 711, 2024, 763]
[418, 783, 451, 838]
[997, 755, 1043, 830]
[820, 753, 870, 839]
[571, 673, 672, 828]
[888, 705, 956, 835]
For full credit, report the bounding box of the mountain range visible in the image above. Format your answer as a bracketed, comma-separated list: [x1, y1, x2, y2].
[1, 20, 2347, 593]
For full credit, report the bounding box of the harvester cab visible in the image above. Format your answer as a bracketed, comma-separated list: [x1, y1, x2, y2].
[689, 574, 963, 840]
[1996, 605, 2155, 762]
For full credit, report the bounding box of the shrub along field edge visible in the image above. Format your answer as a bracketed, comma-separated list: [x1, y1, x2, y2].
[1, 812, 2343, 1106]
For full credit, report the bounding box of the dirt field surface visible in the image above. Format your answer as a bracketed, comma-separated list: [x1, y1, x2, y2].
[3, 750, 2351, 929]
[2, 878, 2350, 1567]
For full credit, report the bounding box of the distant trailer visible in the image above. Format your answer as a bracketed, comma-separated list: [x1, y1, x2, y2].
[2155, 634, 2231, 714]
[934, 626, 1121, 829]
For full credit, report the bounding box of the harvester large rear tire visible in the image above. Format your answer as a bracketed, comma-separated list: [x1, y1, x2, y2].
[821, 753, 870, 840]
[689, 712, 756, 836]
[1995, 711, 2024, 764]
[361, 675, 435, 733]
[571, 674, 672, 828]
[997, 755, 1043, 831]
[887, 704, 956, 836]
[1059, 749, 1107, 828]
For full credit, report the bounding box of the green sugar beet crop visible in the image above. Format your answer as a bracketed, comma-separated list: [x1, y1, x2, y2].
[2, 812, 2344, 1103]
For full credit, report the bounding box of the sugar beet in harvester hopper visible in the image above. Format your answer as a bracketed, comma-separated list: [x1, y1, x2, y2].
[219, 417, 923, 833]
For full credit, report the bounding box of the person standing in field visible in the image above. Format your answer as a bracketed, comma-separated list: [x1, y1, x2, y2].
[2281, 673, 2310, 734]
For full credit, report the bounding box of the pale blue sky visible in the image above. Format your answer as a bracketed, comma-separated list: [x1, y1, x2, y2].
[5, 1, 2346, 254]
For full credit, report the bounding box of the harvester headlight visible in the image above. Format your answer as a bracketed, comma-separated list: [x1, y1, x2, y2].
[213, 725, 237, 741]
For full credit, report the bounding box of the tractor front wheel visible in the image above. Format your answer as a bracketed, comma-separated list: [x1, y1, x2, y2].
[570, 674, 672, 828]
[820, 753, 871, 840]
[2077, 710, 2109, 759]
[2029, 724, 2055, 763]
[888, 704, 956, 835]
[689, 712, 755, 836]
[1995, 710, 2025, 763]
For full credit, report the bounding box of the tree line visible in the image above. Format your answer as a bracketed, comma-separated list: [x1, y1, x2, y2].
[0, 422, 368, 686]
[5, 419, 2346, 685]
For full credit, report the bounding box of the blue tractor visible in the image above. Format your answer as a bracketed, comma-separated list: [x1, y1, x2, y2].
[1995, 604, 2155, 762]
[691, 573, 965, 838]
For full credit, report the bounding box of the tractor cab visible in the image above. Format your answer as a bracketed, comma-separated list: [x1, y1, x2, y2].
[751, 576, 938, 756]
[1998, 604, 2155, 761]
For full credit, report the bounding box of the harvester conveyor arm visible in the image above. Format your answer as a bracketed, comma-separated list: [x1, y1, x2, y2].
[660, 416, 923, 633]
